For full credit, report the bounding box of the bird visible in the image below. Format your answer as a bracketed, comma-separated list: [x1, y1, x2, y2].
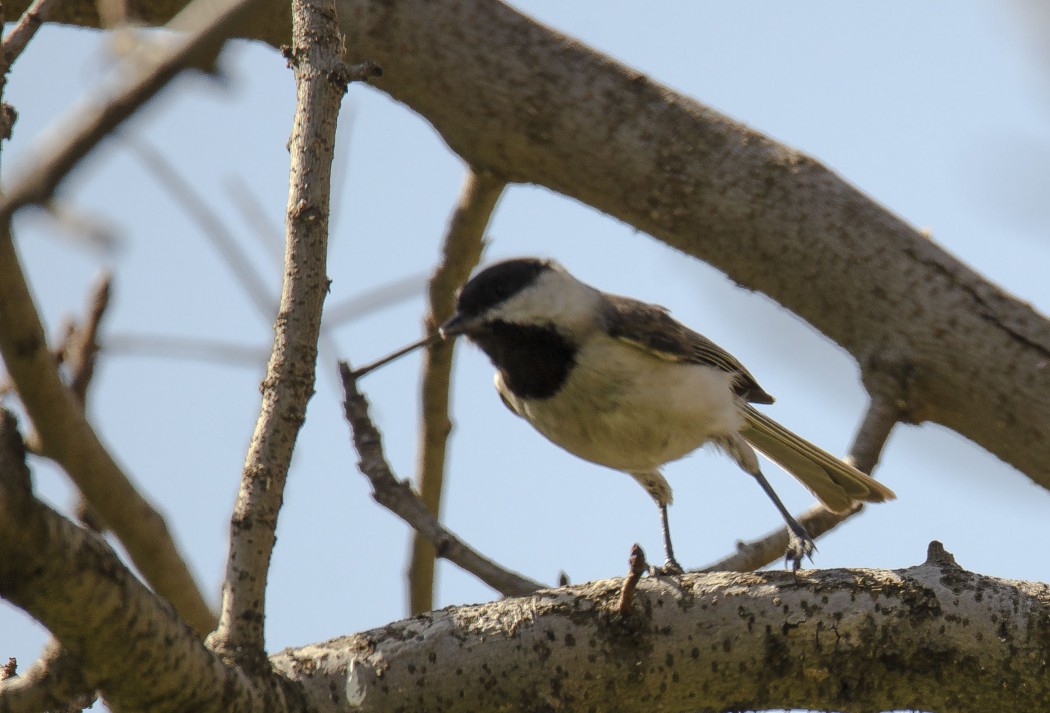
[355, 256, 896, 572]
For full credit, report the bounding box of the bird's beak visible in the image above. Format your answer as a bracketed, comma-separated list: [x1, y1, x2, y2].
[438, 313, 471, 339]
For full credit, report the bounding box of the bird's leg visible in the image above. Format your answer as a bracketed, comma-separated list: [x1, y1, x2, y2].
[749, 468, 816, 571]
[652, 503, 684, 575]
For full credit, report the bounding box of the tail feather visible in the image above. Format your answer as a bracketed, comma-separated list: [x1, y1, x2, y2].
[739, 405, 895, 513]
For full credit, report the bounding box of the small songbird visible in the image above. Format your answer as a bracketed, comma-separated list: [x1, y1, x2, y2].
[356, 257, 896, 572]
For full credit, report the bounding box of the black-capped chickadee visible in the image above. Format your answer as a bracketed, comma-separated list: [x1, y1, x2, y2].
[354, 257, 895, 572]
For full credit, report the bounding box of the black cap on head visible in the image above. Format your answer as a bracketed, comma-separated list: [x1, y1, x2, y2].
[455, 257, 553, 318]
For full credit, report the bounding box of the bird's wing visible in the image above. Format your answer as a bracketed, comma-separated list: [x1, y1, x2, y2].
[602, 294, 775, 404]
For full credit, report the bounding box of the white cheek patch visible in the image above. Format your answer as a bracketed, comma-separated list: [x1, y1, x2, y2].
[495, 269, 600, 330]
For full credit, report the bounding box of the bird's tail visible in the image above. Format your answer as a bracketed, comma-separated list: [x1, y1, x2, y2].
[739, 405, 895, 513]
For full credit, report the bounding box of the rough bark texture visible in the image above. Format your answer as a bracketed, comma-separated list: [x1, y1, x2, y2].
[273, 543, 1050, 713]
[0, 411, 291, 713]
[15, 0, 1050, 494]
[4, 2, 1050, 712]
[334, 0, 1050, 487]
[211, 0, 345, 670]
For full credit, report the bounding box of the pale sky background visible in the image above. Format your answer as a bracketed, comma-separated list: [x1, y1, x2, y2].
[3, 1, 1050, 701]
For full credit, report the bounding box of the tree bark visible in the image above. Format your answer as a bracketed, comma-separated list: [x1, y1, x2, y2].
[14, 0, 1050, 493]
[273, 542, 1050, 713]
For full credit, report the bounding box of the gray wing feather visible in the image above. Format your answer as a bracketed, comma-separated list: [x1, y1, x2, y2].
[602, 294, 774, 404]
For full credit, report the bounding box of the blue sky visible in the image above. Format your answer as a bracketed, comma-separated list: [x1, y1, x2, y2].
[3, 0, 1049, 682]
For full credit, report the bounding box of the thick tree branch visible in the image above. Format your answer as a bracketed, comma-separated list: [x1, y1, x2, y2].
[0, 411, 299, 713]
[409, 167, 504, 614]
[0, 641, 95, 713]
[273, 540, 1050, 713]
[340, 364, 544, 597]
[209, 0, 355, 669]
[331, 0, 1050, 492]
[10, 1, 1050, 494]
[0, 224, 215, 634]
[0, 276, 111, 712]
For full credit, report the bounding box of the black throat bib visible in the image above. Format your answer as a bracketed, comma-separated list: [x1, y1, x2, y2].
[467, 321, 577, 400]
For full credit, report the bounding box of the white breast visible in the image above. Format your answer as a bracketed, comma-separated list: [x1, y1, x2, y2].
[496, 333, 744, 473]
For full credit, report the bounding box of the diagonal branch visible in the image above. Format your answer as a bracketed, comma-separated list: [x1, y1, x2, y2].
[123, 137, 279, 320]
[0, 0, 264, 222]
[4, 0, 1050, 498]
[0, 222, 216, 634]
[0, 0, 275, 638]
[0, 0, 59, 75]
[341, 363, 544, 597]
[409, 167, 504, 614]
[0, 410, 299, 713]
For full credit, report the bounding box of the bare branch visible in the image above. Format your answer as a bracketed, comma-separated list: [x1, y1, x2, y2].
[0, 0, 60, 75]
[0, 0, 265, 221]
[63, 272, 112, 407]
[103, 332, 268, 366]
[124, 137, 279, 320]
[209, 0, 351, 668]
[0, 224, 215, 634]
[59, 272, 113, 534]
[340, 363, 544, 597]
[322, 272, 429, 327]
[0, 641, 96, 713]
[0, 411, 298, 713]
[274, 540, 1050, 713]
[5, 1, 1048, 496]
[225, 176, 285, 269]
[410, 167, 504, 614]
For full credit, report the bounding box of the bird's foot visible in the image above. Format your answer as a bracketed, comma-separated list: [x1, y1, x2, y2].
[649, 557, 684, 577]
[784, 523, 817, 572]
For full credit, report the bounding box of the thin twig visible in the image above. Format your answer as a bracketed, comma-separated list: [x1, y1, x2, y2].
[210, 0, 356, 669]
[323, 271, 429, 326]
[125, 137, 279, 320]
[0, 0, 60, 168]
[61, 272, 113, 534]
[224, 176, 285, 269]
[409, 167, 504, 614]
[702, 386, 903, 573]
[64, 272, 112, 407]
[340, 362, 543, 597]
[0, 0, 59, 74]
[617, 544, 647, 615]
[0, 0, 264, 221]
[103, 333, 269, 366]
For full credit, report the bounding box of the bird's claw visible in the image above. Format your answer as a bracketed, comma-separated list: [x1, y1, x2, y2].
[650, 558, 684, 577]
[784, 525, 817, 572]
